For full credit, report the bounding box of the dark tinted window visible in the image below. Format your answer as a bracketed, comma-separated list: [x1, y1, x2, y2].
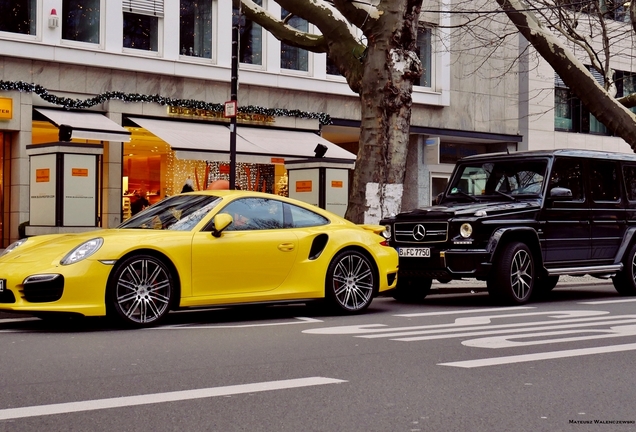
[548, 158, 584, 201]
[220, 198, 283, 231]
[623, 165, 636, 201]
[590, 161, 620, 201]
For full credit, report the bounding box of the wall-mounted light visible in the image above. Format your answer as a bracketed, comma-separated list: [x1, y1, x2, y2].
[48, 9, 59, 29]
[314, 143, 328, 158]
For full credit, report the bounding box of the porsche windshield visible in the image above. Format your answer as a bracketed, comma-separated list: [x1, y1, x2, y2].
[119, 195, 223, 231]
[447, 159, 548, 200]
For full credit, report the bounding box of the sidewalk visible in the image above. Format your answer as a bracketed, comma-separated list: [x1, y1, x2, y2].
[429, 274, 612, 292]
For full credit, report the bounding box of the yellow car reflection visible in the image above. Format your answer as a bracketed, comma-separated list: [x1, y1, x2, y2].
[0, 191, 398, 328]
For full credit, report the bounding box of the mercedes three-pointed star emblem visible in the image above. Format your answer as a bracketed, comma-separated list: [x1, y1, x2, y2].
[412, 224, 426, 241]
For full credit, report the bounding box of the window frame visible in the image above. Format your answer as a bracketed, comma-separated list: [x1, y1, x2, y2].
[178, 0, 215, 62]
[61, 0, 104, 48]
[122, 0, 164, 56]
[0, 0, 38, 41]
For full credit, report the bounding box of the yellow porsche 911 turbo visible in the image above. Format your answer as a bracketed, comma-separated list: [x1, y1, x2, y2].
[0, 191, 398, 327]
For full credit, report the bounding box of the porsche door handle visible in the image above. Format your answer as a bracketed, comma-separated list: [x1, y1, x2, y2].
[278, 243, 295, 252]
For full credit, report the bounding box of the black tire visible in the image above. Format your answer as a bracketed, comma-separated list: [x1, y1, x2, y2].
[108, 254, 174, 327]
[391, 276, 432, 302]
[535, 275, 559, 293]
[487, 242, 534, 304]
[325, 250, 376, 313]
[612, 242, 636, 295]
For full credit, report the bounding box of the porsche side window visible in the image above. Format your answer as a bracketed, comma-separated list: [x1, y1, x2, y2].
[119, 195, 222, 230]
[220, 198, 284, 231]
[285, 204, 329, 228]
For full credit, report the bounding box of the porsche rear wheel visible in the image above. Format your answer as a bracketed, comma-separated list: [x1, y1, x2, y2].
[326, 250, 376, 313]
[108, 255, 174, 327]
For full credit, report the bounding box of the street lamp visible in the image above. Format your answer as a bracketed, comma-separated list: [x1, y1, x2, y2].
[229, 2, 241, 190]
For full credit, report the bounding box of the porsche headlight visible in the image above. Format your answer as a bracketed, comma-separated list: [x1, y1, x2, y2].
[381, 224, 392, 240]
[459, 223, 473, 238]
[1, 238, 28, 257]
[60, 238, 103, 265]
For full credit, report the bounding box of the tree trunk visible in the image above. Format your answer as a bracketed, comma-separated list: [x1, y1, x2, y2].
[344, 0, 422, 224]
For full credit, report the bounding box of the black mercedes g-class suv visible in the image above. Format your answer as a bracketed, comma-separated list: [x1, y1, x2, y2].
[381, 149, 636, 304]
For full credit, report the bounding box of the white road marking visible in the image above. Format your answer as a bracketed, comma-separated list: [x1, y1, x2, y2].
[0, 377, 345, 421]
[303, 310, 608, 337]
[580, 298, 636, 304]
[395, 306, 535, 317]
[150, 317, 323, 329]
[439, 343, 636, 368]
[462, 324, 636, 348]
[388, 318, 636, 342]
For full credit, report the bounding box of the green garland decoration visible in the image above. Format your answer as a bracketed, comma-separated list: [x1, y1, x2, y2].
[0, 80, 332, 125]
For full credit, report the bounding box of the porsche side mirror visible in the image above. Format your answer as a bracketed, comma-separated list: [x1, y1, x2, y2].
[211, 213, 233, 237]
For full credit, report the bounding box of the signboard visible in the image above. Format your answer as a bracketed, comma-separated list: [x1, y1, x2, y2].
[424, 137, 440, 165]
[288, 169, 319, 207]
[0, 98, 12, 120]
[326, 169, 348, 217]
[63, 154, 96, 226]
[223, 100, 237, 118]
[30, 154, 57, 226]
[296, 181, 313, 193]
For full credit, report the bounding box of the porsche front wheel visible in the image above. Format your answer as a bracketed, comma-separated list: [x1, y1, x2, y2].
[326, 250, 376, 313]
[108, 255, 174, 327]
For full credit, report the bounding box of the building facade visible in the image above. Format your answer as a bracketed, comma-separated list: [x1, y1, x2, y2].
[1, 0, 614, 246]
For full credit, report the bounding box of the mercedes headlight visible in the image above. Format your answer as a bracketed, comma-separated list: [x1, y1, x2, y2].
[60, 238, 103, 265]
[459, 223, 473, 238]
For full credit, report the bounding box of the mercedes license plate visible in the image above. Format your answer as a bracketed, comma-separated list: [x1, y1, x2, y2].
[398, 247, 430, 258]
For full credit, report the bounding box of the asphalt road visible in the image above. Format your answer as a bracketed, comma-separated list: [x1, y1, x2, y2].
[1, 279, 636, 432]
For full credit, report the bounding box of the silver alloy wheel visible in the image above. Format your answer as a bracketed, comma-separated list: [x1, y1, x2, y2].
[114, 257, 172, 324]
[330, 253, 374, 311]
[510, 249, 533, 300]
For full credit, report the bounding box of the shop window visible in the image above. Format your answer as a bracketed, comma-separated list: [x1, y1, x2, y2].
[123, 0, 163, 52]
[415, 27, 432, 87]
[280, 8, 308, 72]
[235, 0, 262, 65]
[0, 0, 36, 35]
[62, 0, 100, 44]
[180, 0, 212, 58]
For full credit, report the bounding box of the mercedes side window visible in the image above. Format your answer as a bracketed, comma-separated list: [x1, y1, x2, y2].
[624, 165, 636, 201]
[548, 158, 584, 201]
[219, 198, 284, 231]
[590, 161, 620, 202]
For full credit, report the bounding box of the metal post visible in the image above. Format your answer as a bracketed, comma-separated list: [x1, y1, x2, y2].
[229, 2, 241, 190]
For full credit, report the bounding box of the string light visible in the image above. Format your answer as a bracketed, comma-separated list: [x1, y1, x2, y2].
[0, 80, 332, 125]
